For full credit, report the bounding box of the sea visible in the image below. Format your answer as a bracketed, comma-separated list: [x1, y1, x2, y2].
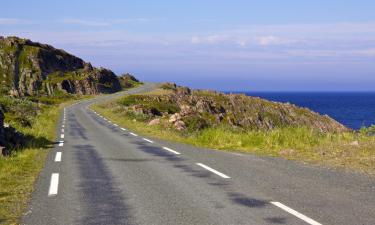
[232, 92, 375, 130]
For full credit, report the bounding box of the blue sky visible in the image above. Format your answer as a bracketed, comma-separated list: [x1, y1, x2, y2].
[1, 0, 375, 91]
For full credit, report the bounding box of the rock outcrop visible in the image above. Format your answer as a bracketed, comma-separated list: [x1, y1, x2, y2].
[118, 73, 140, 89]
[121, 84, 349, 133]
[0, 36, 121, 96]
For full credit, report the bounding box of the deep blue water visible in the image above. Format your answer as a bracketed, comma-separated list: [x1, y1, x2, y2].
[231, 92, 375, 130]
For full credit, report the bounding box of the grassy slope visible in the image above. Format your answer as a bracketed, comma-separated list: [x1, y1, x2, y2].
[92, 89, 375, 175]
[0, 98, 84, 225]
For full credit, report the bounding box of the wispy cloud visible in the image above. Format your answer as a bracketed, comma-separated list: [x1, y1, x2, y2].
[60, 19, 110, 27]
[0, 18, 31, 25]
[59, 18, 151, 27]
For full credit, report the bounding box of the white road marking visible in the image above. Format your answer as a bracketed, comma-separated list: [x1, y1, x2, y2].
[196, 163, 230, 178]
[48, 173, 59, 196]
[270, 202, 322, 225]
[62, 124, 65, 128]
[61, 129, 64, 133]
[163, 147, 181, 155]
[121, 128, 127, 131]
[61, 134, 65, 139]
[130, 132, 138, 137]
[143, 138, 154, 143]
[55, 152, 62, 162]
[113, 124, 119, 127]
[59, 141, 64, 147]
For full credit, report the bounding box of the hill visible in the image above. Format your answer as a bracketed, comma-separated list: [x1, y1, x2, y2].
[116, 83, 349, 133]
[0, 36, 122, 96]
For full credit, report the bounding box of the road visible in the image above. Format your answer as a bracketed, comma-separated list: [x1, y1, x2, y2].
[22, 83, 375, 225]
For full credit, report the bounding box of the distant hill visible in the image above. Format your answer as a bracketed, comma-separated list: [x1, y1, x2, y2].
[0, 36, 123, 96]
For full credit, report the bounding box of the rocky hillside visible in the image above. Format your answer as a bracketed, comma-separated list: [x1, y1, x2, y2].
[0, 106, 5, 154]
[118, 73, 141, 89]
[0, 36, 121, 96]
[119, 83, 349, 133]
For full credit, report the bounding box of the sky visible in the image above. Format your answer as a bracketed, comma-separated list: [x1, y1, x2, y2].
[1, 0, 375, 91]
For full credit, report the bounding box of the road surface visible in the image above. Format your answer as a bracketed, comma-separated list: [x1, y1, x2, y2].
[22, 83, 375, 225]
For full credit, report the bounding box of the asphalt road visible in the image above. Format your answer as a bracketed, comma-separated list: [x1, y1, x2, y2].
[22, 83, 375, 225]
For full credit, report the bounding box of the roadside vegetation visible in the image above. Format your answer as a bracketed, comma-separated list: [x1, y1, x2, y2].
[0, 93, 88, 225]
[92, 87, 375, 175]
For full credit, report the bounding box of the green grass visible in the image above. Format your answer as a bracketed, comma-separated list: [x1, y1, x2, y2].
[92, 97, 375, 175]
[0, 98, 85, 225]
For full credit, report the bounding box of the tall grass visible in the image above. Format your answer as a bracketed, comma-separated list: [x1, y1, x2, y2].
[93, 102, 375, 174]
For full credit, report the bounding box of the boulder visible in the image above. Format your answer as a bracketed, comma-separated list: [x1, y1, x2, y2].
[148, 118, 161, 126]
[169, 113, 181, 123]
[180, 105, 193, 116]
[174, 120, 186, 131]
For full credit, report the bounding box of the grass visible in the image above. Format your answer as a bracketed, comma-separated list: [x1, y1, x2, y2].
[0, 98, 85, 225]
[92, 91, 375, 175]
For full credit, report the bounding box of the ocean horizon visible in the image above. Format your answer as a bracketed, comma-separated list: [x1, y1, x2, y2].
[224, 91, 375, 130]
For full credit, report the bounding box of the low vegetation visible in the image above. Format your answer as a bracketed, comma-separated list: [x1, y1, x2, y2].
[92, 86, 375, 175]
[0, 94, 87, 224]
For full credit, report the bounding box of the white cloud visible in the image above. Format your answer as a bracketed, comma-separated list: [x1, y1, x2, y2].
[256, 36, 282, 46]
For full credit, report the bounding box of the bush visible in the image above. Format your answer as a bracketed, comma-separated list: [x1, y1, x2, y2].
[118, 95, 179, 114]
[0, 97, 39, 127]
[183, 116, 209, 132]
[118, 95, 148, 106]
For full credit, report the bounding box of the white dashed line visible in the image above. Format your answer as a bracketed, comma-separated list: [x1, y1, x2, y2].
[162, 147, 181, 155]
[130, 132, 138, 137]
[48, 173, 59, 196]
[142, 138, 154, 143]
[121, 128, 127, 131]
[196, 163, 230, 179]
[62, 124, 65, 128]
[55, 152, 62, 162]
[58, 141, 64, 147]
[61, 129, 64, 133]
[270, 202, 322, 225]
[113, 124, 119, 127]
[61, 134, 65, 139]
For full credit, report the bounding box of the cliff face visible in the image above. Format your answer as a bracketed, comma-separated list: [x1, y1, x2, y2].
[0, 36, 121, 96]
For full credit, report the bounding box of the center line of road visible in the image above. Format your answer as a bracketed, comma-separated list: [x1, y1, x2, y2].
[270, 202, 322, 225]
[142, 138, 154, 143]
[113, 124, 119, 127]
[61, 128, 64, 133]
[121, 128, 127, 131]
[58, 141, 64, 147]
[55, 152, 62, 162]
[162, 147, 181, 155]
[48, 173, 59, 196]
[196, 163, 230, 178]
[130, 132, 138, 137]
[61, 134, 64, 139]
